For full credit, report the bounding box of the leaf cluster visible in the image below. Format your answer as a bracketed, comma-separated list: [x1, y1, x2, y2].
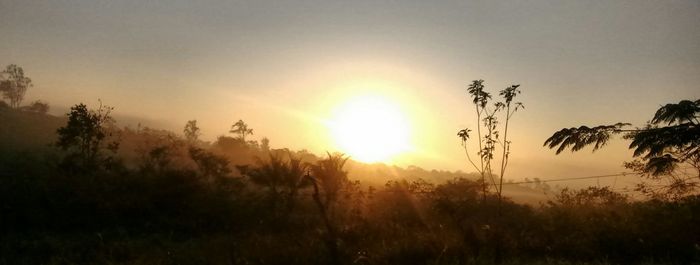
[543, 123, 630, 154]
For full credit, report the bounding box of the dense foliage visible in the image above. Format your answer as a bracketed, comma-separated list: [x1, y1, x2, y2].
[1, 105, 699, 265]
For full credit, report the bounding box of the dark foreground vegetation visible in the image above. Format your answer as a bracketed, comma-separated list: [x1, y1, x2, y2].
[1, 103, 699, 265]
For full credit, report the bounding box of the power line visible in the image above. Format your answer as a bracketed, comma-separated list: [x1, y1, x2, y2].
[503, 172, 633, 186]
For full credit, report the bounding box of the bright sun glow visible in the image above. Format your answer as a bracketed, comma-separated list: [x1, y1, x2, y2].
[328, 95, 412, 163]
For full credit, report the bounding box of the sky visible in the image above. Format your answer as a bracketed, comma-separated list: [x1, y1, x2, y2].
[2, 0, 699, 185]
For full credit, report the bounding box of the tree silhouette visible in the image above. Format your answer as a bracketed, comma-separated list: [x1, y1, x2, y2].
[238, 151, 309, 213]
[458, 80, 524, 196]
[261, 137, 270, 153]
[0, 64, 32, 108]
[306, 152, 349, 265]
[311, 152, 350, 209]
[458, 79, 524, 263]
[544, 99, 700, 198]
[230, 119, 253, 142]
[458, 80, 524, 199]
[183, 119, 201, 143]
[56, 102, 119, 172]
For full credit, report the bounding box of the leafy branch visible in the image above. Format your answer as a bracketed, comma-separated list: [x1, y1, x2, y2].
[544, 99, 700, 198]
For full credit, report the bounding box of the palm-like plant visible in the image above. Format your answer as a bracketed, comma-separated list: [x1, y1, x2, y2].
[311, 152, 350, 209]
[239, 151, 309, 211]
[306, 152, 349, 265]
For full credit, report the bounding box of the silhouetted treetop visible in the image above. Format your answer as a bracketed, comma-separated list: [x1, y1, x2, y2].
[458, 79, 524, 202]
[56, 102, 119, 171]
[467, 79, 491, 109]
[240, 152, 307, 192]
[0, 64, 33, 108]
[184, 119, 201, 143]
[230, 119, 254, 142]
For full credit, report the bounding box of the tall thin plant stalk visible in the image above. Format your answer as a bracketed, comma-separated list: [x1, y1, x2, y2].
[458, 80, 523, 264]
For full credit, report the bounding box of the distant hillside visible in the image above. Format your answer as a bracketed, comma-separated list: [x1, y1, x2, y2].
[1, 105, 176, 152]
[0, 107, 65, 153]
[0, 106, 552, 204]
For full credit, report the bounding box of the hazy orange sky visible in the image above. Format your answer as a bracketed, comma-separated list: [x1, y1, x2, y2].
[2, 1, 699, 185]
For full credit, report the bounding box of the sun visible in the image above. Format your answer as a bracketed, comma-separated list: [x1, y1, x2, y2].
[328, 94, 412, 163]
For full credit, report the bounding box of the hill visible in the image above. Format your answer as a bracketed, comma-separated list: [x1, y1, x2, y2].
[0, 106, 551, 204]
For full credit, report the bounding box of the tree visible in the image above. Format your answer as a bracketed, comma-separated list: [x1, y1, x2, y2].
[20, 100, 49, 114]
[458, 80, 524, 199]
[237, 151, 309, 221]
[230, 119, 253, 142]
[544, 99, 700, 199]
[457, 79, 524, 263]
[261, 137, 270, 153]
[56, 102, 119, 171]
[0, 64, 32, 108]
[183, 119, 201, 143]
[311, 152, 350, 210]
[306, 152, 350, 265]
